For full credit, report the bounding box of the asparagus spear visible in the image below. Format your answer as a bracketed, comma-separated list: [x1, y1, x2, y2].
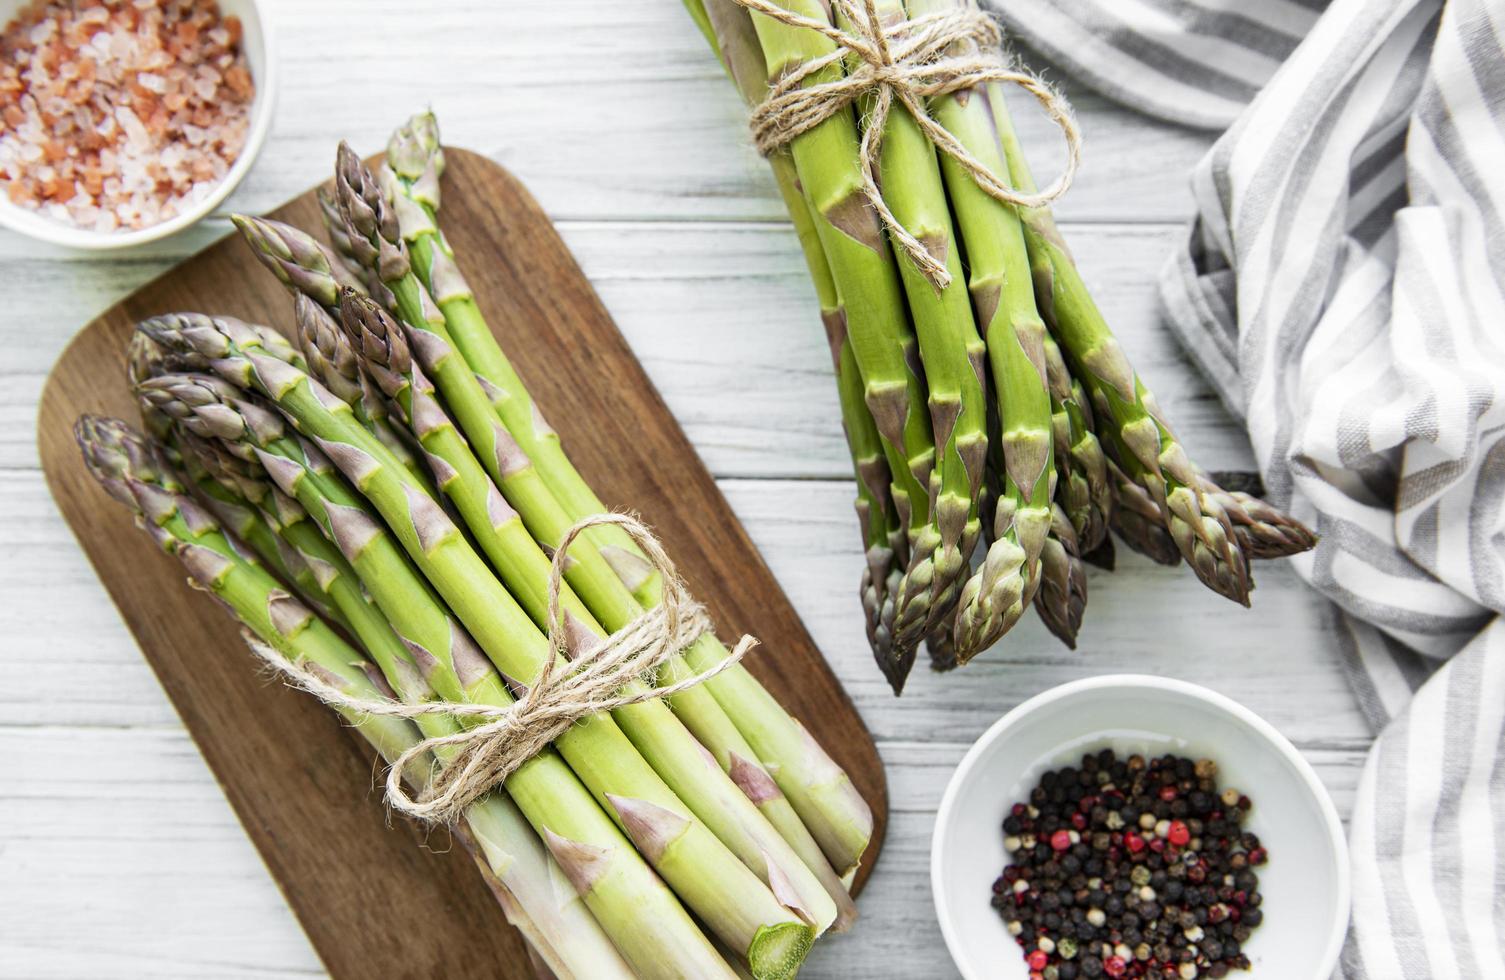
[1041, 333, 1111, 556]
[1081, 530, 1117, 572]
[689, 5, 909, 691]
[381, 116, 664, 611]
[290, 293, 428, 476]
[739, 0, 940, 667]
[1107, 457, 1183, 567]
[173, 431, 345, 627]
[316, 185, 376, 293]
[255, 187, 869, 885]
[229, 214, 369, 308]
[365, 132, 875, 876]
[133, 336, 343, 620]
[923, 612, 960, 673]
[1198, 475, 1318, 559]
[137, 315, 816, 978]
[74, 414, 422, 766]
[337, 293, 846, 932]
[904, 0, 1054, 663]
[181, 432, 642, 980]
[989, 95, 1254, 605]
[77, 416, 644, 980]
[1035, 503, 1088, 649]
[825, 0, 987, 655]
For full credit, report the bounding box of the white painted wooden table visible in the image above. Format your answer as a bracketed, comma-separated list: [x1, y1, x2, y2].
[0, 2, 1370, 977]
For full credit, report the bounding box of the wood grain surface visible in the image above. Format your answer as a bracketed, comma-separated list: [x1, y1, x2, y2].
[36, 148, 887, 978]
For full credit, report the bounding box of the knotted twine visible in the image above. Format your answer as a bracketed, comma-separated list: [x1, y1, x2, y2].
[245, 513, 758, 824]
[732, 0, 1081, 289]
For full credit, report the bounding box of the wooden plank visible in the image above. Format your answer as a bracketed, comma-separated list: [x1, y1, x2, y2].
[0, 725, 1368, 980]
[34, 150, 886, 977]
[176, 0, 1216, 226]
[5, 476, 1359, 737]
[1, 222, 1248, 483]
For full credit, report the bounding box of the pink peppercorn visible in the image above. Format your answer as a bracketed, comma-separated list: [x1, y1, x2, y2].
[1125, 832, 1146, 853]
[1167, 821, 1190, 846]
[1026, 949, 1049, 970]
[1158, 785, 1178, 802]
[1104, 954, 1127, 976]
[1050, 830, 1073, 852]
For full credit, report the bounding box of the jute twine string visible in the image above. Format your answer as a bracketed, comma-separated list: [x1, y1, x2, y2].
[246, 513, 758, 824]
[733, 0, 1081, 289]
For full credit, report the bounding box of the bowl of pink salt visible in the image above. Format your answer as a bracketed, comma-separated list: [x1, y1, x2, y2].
[0, 0, 275, 249]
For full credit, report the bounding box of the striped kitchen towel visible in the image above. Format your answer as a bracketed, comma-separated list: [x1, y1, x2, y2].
[983, 0, 1505, 975]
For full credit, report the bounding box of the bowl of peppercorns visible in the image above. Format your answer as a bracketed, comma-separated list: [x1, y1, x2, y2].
[932, 675, 1348, 980]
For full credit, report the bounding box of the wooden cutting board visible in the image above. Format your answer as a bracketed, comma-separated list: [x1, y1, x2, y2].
[37, 148, 887, 978]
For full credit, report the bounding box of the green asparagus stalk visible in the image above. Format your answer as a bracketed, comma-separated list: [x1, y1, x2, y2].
[990, 95, 1253, 605]
[905, 0, 1054, 663]
[138, 315, 815, 978]
[826, 0, 987, 655]
[77, 416, 648, 980]
[740, 0, 940, 661]
[690, 1, 909, 692]
[381, 118, 664, 611]
[337, 293, 847, 932]
[838, 318, 908, 689]
[368, 129, 875, 877]
[245, 186, 864, 894]
[74, 414, 422, 763]
[453, 799, 637, 980]
[1035, 503, 1088, 649]
[290, 293, 429, 480]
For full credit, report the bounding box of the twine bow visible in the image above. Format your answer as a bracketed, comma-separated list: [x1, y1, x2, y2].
[733, 0, 1081, 289]
[247, 513, 757, 824]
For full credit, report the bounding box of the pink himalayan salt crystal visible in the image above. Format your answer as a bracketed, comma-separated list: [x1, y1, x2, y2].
[0, 0, 255, 232]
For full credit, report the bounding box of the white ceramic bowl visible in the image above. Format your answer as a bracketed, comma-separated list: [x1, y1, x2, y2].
[933, 675, 1349, 979]
[0, 0, 276, 250]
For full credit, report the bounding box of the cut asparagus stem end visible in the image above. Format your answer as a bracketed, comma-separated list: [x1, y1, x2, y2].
[745, 921, 815, 980]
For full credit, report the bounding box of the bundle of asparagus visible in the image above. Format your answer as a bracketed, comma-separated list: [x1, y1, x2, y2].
[683, 0, 1316, 692]
[78, 113, 873, 980]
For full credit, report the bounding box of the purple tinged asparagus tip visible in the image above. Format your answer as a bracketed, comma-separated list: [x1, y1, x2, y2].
[338, 289, 413, 384]
[335, 141, 410, 284]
